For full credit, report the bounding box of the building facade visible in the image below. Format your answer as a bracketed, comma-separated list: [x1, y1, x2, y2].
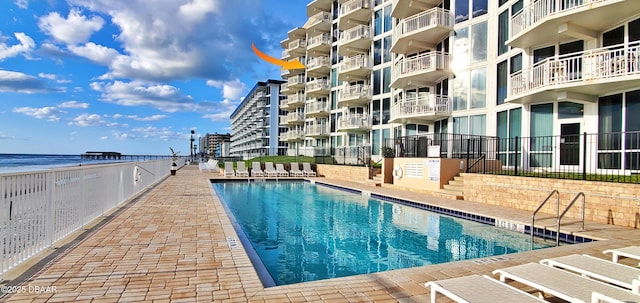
[276, 0, 640, 172]
[230, 79, 287, 159]
[199, 133, 231, 157]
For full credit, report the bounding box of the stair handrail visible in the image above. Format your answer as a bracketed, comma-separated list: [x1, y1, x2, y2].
[465, 153, 486, 173]
[531, 189, 559, 246]
[556, 192, 585, 246]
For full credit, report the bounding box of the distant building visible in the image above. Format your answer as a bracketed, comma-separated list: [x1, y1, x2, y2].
[230, 79, 287, 159]
[199, 133, 231, 157]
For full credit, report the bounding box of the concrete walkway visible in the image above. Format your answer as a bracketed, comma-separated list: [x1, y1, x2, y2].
[3, 165, 640, 302]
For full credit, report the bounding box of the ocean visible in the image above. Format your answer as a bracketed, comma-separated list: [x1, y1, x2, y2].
[0, 154, 157, 174]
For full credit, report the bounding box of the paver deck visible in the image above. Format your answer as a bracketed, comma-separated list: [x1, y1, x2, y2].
[3, 165, 640, 302]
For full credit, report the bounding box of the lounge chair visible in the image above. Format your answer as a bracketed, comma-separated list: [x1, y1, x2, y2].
[493, 263, 640, 303]
[540, 254, 640, 293]
[251, 162, 264, 177]
[224, 162, 235, 177]
[604, 246, 640, 265]
[275, 163, 289, 177]
[264, 162, 278, 177]
[289, 163, 304, 177]
[425, 274, 546, 303]
[302, 162, 317, 177]
[236, 162, 249, 177]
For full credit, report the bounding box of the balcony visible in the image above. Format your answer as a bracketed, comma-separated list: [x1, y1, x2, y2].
[391, 0, 440, 19]
[338, 0, 372, 30]
[280, 83, 290, 93]
[338, 54, 372, 81]
[287, 93, 306, 107]
[305, 100, 330, 117]
[390, 94, 451, 124]
[307, 11, 332, 33]
[338, 84, 371, 107]
[338, 25, 372, 56]
[307, 33, 331, 55]
[307, 0, 332, 17]
[306, 79, 331, 96]
[279, 115, 288, 126]
[287, 75, 306, 90]
[286, 112, 305, 125]
[507, 42, 640, 104]
[337, 114, 372, 132]
[509, 0, 640, 49]
[281, 49, 290, 60]
[286, 129, 305, 141]
[391, 8, 454, 55]
[390, 52, 451, 88]
[287, 39, 307, 57]
[305, 123, 330, 137]
[279, 100, 289, 110]
[306, 56, 331, 75]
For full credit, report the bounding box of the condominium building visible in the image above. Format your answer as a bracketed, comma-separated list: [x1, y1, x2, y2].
[230, 79, 287, 159]
[199, 133, 231, 157]
[279, 0, 640, 171]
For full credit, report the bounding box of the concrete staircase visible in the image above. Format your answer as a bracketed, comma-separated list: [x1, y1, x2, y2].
[367, 174, 383, 187]
[435, 175, 464, 200]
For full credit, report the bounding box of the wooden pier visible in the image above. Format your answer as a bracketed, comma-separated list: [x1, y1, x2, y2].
[81, 151, 172, 161]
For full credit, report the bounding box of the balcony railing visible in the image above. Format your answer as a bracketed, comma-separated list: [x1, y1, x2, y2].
[306, 79, 331, 92]
[307, 33, 331, 49]
[339, 54, 373, 73]
[391, 95, 451, 119]
[393, 7, 453, 40]
[307, 56, 331, 70]
[288, 39, 306, 50]
[339, 84, 371, 101]
[287, 93, 306, 105]
[305, 100, 330, 115]
[286, 112, 305, 123]
[339, 25, 371, 44]
[339, 0, 371, 17]
[308, 11, 332, 28]
[287, 75, 306, 86]
[305, 124, 330, 136]
[286, 129, 305, 140]
[509, 42, 640, 98]
[511, 0, 607, 39]
[281, 49, 289, 59]
[337, 113, 372, 130]
[279, 115, 288, 125]
[392, 51, 449, 81]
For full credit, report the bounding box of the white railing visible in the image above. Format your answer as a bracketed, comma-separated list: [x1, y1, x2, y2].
[279, 115, 288, 125]
[280, 83, 289, 92]
[509, 42, 640, 97]
[307, 33, 331, 49]
[306, 124, 329, 136]
[394, 7, 453, 39]
[0, 159, 182, 277]
[287, 130, 305, 140]
[391, 95, 451, 119]
[288, 75, 306, 86]
[339, 25, 372, 44]
[338, 113, 372, 130]
[288, 39, 307, 50]
[339, 84, 371, 101]
[306, 79, 331, 92]
[281, 49, 289, 59]
[392, 52, 449, 80]
[511, 0, 608, 38]
[308, 11, 332, 27]
[287, 112, 305, 123]
[340, 0, 371, 17]
[287, 93, 306, 105]
[307, 56, 331, 70]
[339, 54, 373, 73]
[305, 100, 330, 114]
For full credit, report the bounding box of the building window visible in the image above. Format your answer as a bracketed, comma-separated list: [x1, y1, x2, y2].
[453, 116, 468, 135]
[383, 35, 392, 63]
[373, 69, 381, 95]
[470, 114, 486, 136]
[372, 99, 381, 125]
[453, 27, 469, 69]
[497, 60, 508, 105]
[382, 98, 390, 124]
[471, 68, 486, 109]
[471, 21, 487, 62]
[374, 39, 382, 65]
[383, 67, 391, 93]
[498, 10, 509, 56]
[372, 129, 380, 155]
[530, 103, 554, 167]
[453, 70, 469, 111]
[383, 5, 392, 33]
[472, 0, 487, 18]
[497, 108, 522, 166]
[455, 0, 469, 23]
[374, 9, 382, 36]
[558, 102, 584, 119]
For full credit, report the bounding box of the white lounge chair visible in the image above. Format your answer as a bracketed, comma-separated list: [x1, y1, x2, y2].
[425, 274, 546, 303]
[604, 246, 640, 265]
[275, 163, 289, 177]
[224, 162, 235, 177]
[289, 163, 304, 177]
[302, 162, 316, 177]
[251, 162, 264, 177]
[540, 254, 640, 293]
[493, 263, 640, 303]
[236, 162, 249, 177]
[264, 162, 278, 177]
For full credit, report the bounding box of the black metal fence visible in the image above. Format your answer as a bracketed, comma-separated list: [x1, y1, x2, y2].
[385, 131, 640, 184]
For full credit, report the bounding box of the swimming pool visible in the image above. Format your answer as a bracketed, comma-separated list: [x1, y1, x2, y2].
[212, 181, 550, 286]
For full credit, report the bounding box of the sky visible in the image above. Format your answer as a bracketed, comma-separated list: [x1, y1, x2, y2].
[0, 0, 308, 156]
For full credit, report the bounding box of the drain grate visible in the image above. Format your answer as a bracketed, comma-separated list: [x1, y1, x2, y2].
[472, 256, 513, 264]
[226, 237, 239, 249]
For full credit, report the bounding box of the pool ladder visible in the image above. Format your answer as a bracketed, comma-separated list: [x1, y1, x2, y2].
[531, 189, 585, 247]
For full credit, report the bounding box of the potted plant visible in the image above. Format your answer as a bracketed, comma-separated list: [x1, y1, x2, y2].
[381, 146, 395, 184]
[170, 147, 179, 175]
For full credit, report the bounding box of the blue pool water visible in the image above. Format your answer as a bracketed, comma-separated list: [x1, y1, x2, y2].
[213, 181, 549, 286]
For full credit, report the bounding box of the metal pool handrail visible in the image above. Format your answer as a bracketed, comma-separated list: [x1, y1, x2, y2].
[556, 192, 585, 246]
[531, 189, 559, 246]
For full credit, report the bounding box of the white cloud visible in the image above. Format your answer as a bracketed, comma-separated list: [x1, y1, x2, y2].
[68, 42, 120, 65]
[0, 32, 35, 61]
[58, 101, 89, 109]
[0, 70, 61, 93]
[38, 9, 104, 45]
[112, 114, 167, 121]
[90, 80, 207, 112]
[70, 113, 107, 127]
[14, 0, 28, 9]
[206, 78, 246, 100]
[13, 106, 66, 121]
[39, 73, 72, 84]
